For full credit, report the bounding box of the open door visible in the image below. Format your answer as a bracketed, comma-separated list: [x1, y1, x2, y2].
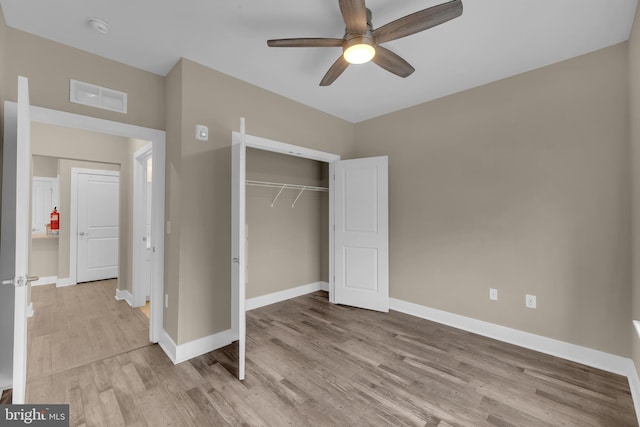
[0, 76, 32, 403]
[333, 156, 389, 312]
[231, 125, 246, 381]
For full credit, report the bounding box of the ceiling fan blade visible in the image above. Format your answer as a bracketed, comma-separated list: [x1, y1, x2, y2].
[371, 46, 415, 78]
[267, 38, 344, 48]
[373, 0, 463, 44]
[339, 0, 368, 34]
[320, 56, 350, 86]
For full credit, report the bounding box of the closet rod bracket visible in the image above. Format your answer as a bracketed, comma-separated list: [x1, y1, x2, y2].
[270, 185, 287, 207]
[292, 187, 307, 208]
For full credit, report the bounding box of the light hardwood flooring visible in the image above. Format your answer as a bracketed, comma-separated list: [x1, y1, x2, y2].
[27, 279, 150, 380]
[27, 288, 637, 426]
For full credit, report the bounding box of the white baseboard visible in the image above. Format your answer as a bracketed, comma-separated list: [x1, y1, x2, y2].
[390, 298, 631, 376]
[26, 302, 34, 318]
[56, 277, 75, 287]
[246, 281, 329, 311]
[159, 328, 236, 365]
[31, 276, 57, 286]
[114, 289, 134, 307]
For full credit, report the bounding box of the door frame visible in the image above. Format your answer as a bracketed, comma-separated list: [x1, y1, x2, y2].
[232, 126, 340, 380]
[70, 168, 120, 285]
[28, 105, 166, 343]
[132, 143, 153, 307]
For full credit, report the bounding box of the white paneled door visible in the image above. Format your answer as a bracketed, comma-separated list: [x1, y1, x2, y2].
[334, 156, 389, 312]
[0, 77, 32, 403]
[77, 172, 120, 283]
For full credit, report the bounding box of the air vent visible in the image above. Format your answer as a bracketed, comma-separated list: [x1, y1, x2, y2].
[70, 79, 127, 114]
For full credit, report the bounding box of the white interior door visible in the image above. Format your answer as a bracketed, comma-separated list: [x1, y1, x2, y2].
[333, 156, 389, 312]
[133, 146, 153, 308]
[143, 156, 153, 300]
[77, 172, 120, 283]
[0, 76, 32, 403]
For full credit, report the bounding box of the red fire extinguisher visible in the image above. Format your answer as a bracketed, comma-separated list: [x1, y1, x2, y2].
[50, 207, 59, 235]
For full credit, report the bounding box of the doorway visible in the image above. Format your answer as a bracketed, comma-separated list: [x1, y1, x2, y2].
[231, 125, 389, 381]
[28, 105, 166, 343]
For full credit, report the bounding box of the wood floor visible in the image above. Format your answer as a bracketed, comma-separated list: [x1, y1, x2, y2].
[27, 279, 150, 380]
[26, 288, 637, 426]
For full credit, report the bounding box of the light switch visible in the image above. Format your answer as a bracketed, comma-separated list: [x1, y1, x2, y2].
[195, 125, 208, 141]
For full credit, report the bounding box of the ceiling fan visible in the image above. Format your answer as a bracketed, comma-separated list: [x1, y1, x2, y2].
[267, 0, 463, 86]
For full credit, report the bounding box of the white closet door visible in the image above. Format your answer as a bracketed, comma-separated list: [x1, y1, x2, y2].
[333, 156, 389, 312]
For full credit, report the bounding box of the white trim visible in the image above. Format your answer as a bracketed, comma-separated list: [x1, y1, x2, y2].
[239, 132, 341, 163]
[390, 298, 631, 375]
[26, 303, 34, 318]
[158, 328, 236, 365]
[114, 288, 134, 307]
[29, 104, 166, 344]
[628, 360, 640, 426]
[55, 277, 75, 287]
[70, 168, 120, 286]
[30, 275, 57, 286]
[246, 281, 330, 311]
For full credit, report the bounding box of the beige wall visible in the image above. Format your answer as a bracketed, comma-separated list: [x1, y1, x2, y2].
[30, 123, 145, 294]
[629, 5, 640, 372]
[32, 155, 57, 177]
[246, 148, 328, 299]
[3, 26, 165, 130]
[355, 43, 631, 356]
[167, 58, 354, 344]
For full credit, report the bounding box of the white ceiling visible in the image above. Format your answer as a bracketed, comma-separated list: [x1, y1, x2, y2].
[1, 0, 637, 122]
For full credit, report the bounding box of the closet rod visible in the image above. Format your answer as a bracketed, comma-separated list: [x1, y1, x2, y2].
[246, 180, 328, 208]
[246, 180, 328, 192]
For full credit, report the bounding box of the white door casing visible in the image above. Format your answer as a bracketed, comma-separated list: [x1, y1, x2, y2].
[231, 125, 362, 379]
[0, 76, 31, 403]
[333, 156, 389, 312]
[231, 126, 247, 380]
[18, 104, 164, 344]
[76, 171, 120, 283]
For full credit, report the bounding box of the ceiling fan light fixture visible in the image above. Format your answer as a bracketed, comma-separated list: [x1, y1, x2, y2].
[343, 36, 376, 64]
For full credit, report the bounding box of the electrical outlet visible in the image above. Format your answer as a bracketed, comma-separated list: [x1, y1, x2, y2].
[489, 288, 498, 301]
[165, 294, 169, 308]
[525, 294, 536, 309]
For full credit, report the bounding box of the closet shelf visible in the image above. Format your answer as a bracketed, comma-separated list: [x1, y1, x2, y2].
[246, 180, 328, 208]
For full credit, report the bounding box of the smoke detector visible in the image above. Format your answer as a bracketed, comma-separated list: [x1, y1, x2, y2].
[88, 18, 110, 34]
